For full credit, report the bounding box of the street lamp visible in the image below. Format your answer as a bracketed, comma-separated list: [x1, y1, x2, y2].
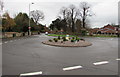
[28, 2, 34, 35]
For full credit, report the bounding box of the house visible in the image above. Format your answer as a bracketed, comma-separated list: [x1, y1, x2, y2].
[91, 24, 120, 35]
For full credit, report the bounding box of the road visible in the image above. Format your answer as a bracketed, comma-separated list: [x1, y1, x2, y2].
[1, 34, 119, 75]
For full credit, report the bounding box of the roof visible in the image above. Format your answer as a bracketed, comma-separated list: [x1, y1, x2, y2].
[91, 24, 119, 33]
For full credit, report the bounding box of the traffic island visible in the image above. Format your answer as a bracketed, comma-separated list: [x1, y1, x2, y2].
[42, 36, 92, 47]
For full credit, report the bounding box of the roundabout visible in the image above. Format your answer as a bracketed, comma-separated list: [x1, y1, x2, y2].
[42, 35, 92, 47]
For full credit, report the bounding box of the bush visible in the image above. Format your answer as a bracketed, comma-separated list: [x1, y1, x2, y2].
[13, 33, 16, 37]
[71, 39, 75, 42]
[63, 38, 68, 41]
[80, 38, 85, 41]
[81, 30, 87, 36]
[61, 41, 63, 43]
[53, 38, 58, 42]
[49, 39, 52, 42]
[76, 37, 80, 42]
[72, 37, 75, 39]
[58, 36, 61, 40]
[62, 37, 68, 41]
[62, 37, 65, 40]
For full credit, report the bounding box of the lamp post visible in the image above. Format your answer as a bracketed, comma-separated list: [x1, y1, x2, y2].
[28, 2, 34, 35]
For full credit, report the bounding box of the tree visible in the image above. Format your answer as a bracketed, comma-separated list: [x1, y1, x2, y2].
[79, 2, 92, 28]
[59, 5, 79, 32]
[14, 12, 37, 32]
[75, 19, 82, 33]
[60, 7, 68, 20]
[49, 18, 61, 30]
[2, 12, 16, 32]
[14, 13, 29, 32]
[30, 10, 44, 25]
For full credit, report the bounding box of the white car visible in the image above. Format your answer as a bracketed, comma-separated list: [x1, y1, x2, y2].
[45, 32, 48, 35]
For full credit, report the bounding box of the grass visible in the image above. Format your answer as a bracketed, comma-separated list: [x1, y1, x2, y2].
[48, 34, 77, 37]
[48, 34, 118, 38]
[86, 35, 118, 38]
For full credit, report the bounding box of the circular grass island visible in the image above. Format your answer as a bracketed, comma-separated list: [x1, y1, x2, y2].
[42, 36, 92, 47]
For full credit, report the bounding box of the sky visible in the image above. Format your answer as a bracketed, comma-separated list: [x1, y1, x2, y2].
[2, 0, 120, 28]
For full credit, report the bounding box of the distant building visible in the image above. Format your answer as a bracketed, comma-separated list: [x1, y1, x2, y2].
[91, 24, 120, 35]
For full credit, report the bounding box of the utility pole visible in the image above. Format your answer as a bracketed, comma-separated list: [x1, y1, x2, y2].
[28, 2, 34, 35]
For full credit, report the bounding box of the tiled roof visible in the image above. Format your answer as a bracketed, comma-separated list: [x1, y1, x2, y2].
[91, 24, 119, 33]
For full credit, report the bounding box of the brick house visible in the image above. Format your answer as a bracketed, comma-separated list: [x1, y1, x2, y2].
[91, 24, 120, 35]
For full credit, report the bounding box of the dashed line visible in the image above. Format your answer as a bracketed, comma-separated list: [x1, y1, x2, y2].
[116, 58, 120, 61]
[93, 61, 109, 65]
[20, 71, 42, 76]
[63, 65, 83, 71]
[4, 41, 8, 43]
[0, 43, 2, 45]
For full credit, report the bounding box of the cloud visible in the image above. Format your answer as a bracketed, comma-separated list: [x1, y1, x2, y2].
[3, 0, 119, 28]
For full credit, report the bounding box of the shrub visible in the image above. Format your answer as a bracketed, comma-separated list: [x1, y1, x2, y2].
[69, 37, 71, 40]
[49, 39, 52, 42]
[53, 38, 58, 42]
[61, 37, 67, 41]
[81, 30, 87, 36]
[80, 38, 85, 41]
[76, 37, 80, 42]
[72, 37, 75, 39]
[63, 38, 68, 41]
[71, 39, 75, 42]
[62, 37, 65, 40]
[58, 36, 61, 40]
[61, 41, 63, 43]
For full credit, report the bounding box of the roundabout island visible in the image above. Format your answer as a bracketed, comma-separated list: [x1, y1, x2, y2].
[42, 35, 92, 47]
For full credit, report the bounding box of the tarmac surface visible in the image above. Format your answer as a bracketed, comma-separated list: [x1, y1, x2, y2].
[1, 34, 119, 75]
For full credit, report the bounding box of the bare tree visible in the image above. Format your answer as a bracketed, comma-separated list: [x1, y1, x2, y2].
[60, 7, 69, 20]
[30, 10, 44, 25]
[59, 5, 79, 32]
[69, 4, 79, 32]
[79, 2, 92, 28]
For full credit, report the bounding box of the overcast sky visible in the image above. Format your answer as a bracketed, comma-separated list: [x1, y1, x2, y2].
[3, 0, 120, 28]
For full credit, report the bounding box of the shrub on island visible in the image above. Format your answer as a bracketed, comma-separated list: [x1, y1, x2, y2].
[53, 38, 58, 42]
[58, 36, 61, 40]
[49, 39, 53, 42]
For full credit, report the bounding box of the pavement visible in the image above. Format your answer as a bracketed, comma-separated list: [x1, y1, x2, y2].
[0, 34, 119, 75]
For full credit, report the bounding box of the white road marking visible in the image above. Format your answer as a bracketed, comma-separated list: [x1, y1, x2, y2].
[93, 61, 109, 65]
[116, 58, 120, 61]
[20, 71, 42, 76]
[63, 65, 83, 71]
[0, 43, 2, 45]
[4, 41, 8, 43]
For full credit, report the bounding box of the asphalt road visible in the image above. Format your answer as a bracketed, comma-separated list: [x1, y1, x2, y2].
[1, 34, 119, 75]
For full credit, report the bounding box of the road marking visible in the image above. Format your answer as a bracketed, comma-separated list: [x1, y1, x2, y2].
[63, 65, 83, 71]
[116, 58, 120, 61]
[4, 41, 8, 43]
[93, 61, 109, 65]
[20, 71, 42, 76]
[0, 43, 2, 45]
